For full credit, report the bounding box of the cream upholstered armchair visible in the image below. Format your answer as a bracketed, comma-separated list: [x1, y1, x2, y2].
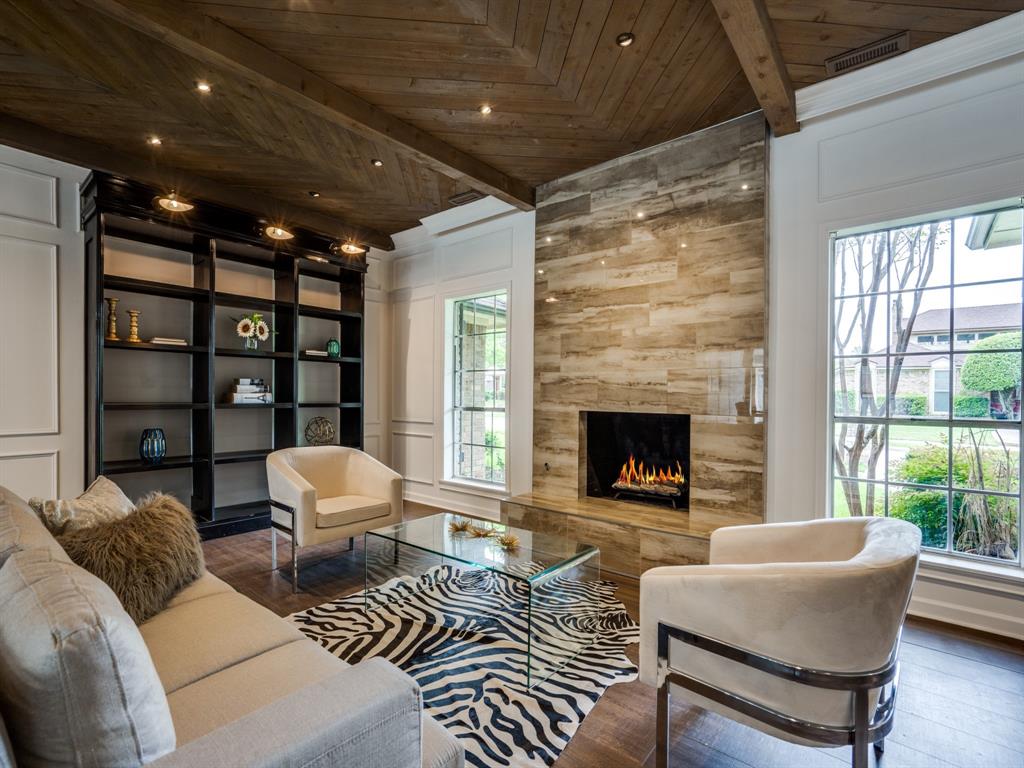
[266, 446, 403, 591]
[640, 517, 921, 768]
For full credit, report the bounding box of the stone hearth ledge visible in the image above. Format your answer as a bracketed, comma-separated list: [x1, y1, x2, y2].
[500, 492, 761, 577]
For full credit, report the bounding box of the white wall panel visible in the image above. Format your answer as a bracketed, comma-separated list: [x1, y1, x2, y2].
[0, 162, 57, 226]
[0, 236, 57, 435]
[392, 249, 435, 290]
[391, 432, 433, 485]
[391, 297, 434, 423]
[364, 300, 383, 426]
[0, 450, 57, 499]
[438, 226, 513, 280]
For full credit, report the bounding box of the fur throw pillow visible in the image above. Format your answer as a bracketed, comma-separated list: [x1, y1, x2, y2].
[57, 493, 205, 624]
[29, 475, 136, 535]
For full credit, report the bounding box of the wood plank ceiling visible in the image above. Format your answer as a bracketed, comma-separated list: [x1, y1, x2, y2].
[0, 0, 1020, 243]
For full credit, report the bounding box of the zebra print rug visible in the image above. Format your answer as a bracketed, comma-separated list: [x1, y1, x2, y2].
[289, 564, 639, 768]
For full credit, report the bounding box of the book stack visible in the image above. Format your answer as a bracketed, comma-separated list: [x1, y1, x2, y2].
[304, 349, 328, 357]
[150, 337, 187, 346]
[224, 377, 273, 404]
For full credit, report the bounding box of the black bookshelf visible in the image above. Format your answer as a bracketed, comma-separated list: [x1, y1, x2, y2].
[82, 172, 366, 539]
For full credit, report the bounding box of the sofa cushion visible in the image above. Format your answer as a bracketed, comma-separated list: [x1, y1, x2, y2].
[140, 591, 304, 693]
[0, 548, 175, 767]
[316, 494, 390, 529]
[29, 475, 135, 536]
[0, 486, 70, 567]
[422, 712, 464, 768]
[167, 638, 346, 745]
[166, 571, 234, 609]
[58, 493, 204, 624]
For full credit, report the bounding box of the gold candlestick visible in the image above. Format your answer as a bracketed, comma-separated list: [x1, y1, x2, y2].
[105, 297, 120, 341]
[127, 309, 142, 343]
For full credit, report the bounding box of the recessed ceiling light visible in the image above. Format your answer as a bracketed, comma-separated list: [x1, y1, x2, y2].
[265, 225, 294, 241]
[741, 183, 750, 190]
[479, 104, 493, 115]
[307, 255, 329, 264]
[154, 192, 194, 213]
[308, 191, 320, 198]
[636, 211, 645, 219]
[680, 242, 688, 248]
[545, 296, 559, 303]
[616, 32, 635, 47]
[195, 81, 212, 94]
[537, 269, 545, 275]
[146, 136, 162, 146]
[371, 158, 383, 167]
[336, 242, 366, 255]
[600, 260, 606, 265]
[545, 236, 552, 243]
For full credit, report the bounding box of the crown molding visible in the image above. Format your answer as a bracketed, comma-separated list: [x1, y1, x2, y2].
[796, 11, 1024, 123]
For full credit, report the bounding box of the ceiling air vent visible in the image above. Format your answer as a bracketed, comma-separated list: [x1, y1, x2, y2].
[825, 32, 910, 77]
[447, 190, 485, 207]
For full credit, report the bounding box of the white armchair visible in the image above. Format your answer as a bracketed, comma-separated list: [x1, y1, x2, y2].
[266, 446, 403, 591]
[640, 517, 921, 768]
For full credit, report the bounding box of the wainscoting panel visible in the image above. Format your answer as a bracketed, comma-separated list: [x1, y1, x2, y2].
[439, 226, 513, 281]
[0, 235, 58, 435]
[0, 450, 58, 500]
[392, 431, 434, 485]
[0, 162, 57, 226]
[392, 250, 435, 290]
[391, 297, 434, 423]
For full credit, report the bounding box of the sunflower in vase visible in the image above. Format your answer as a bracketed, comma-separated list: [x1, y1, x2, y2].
[236, 312, 272, 351]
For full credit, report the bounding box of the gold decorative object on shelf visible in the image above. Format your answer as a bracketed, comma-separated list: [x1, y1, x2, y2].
[468, 524, 494, 538]
[495, 532, 520, 552]
[104, 297, 120, 341]
[126, 309, 142, 343]
[448, 517, 474, 536]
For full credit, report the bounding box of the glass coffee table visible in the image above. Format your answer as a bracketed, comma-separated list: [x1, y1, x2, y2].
[364, 512, 601, 687]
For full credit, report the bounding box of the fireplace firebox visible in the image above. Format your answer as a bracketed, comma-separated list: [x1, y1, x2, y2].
[583, 411, 691, 509]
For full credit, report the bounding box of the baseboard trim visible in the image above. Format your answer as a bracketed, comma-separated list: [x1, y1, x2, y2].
[909, 594, 1024, 641]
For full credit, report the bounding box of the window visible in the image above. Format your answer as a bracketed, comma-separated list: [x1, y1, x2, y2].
[444, 291, 508, 487]
[831, 202, 1023, 566]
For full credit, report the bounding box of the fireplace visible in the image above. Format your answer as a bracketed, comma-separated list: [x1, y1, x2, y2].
[583, 411, 691, 509]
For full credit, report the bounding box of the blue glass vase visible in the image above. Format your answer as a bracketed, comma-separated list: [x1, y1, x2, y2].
[139, 428, 167, 465]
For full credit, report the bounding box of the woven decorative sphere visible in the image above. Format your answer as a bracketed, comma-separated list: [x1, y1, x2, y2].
[304, 416, 336, 446]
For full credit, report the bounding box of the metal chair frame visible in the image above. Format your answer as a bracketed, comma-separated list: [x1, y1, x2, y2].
[656, 621, 900, 768]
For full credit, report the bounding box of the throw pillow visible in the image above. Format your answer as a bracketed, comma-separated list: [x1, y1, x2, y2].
[29, 475, 135, 536]
[0, 548, 176, 767]
[58, 493, 205, 624]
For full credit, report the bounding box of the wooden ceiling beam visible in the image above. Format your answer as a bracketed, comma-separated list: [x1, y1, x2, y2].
[75, 0, 536, 210]
[0, 112, 395, 250]
[709, 0, 798, 136]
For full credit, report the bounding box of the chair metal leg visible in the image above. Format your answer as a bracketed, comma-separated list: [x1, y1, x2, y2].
[348, 536, 354, 551]
[393, 540, 399, 564]
[291, 534, 298, 594]
[270, 528, 277, 569]
[852, 689, 869, 768]
[656, 678, 671, 768]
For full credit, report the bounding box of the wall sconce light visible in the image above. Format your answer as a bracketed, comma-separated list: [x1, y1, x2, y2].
[154, 191, 194, 213]
[264, 225, 294, 241]
[333, 241, 367, 255]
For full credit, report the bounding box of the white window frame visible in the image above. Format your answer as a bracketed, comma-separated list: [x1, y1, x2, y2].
[828, 200, 1024, 573]
[442, 287, 510, 492]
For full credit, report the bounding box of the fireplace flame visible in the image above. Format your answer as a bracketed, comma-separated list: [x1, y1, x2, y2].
[615, 455, 685, 487]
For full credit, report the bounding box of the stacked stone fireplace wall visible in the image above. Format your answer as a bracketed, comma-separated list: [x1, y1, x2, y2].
[532, 113, 767, 523]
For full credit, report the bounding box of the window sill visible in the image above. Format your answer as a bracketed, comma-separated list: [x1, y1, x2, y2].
[439, 478, 509, 500]
[918, 551, 1024, 597]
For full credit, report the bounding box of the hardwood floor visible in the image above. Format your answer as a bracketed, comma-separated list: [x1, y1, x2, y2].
[203, 513, 1024, 768]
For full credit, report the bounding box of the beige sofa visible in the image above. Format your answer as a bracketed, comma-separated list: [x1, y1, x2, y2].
[0, 485, 463, 768]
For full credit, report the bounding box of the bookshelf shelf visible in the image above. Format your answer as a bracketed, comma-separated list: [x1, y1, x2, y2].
[102, 456, 201, 475]
[105, 340, 206, 354]
[84, 171, 366, 540]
